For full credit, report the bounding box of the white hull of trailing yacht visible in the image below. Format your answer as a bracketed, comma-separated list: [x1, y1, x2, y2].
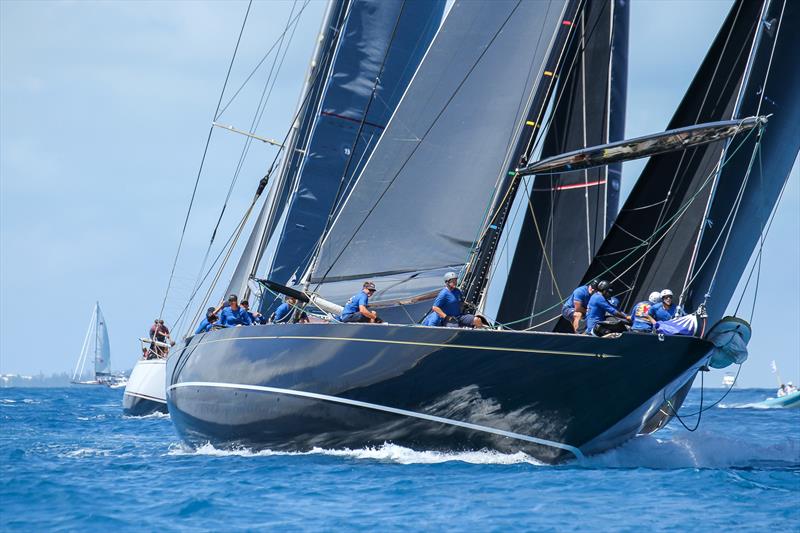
[123, 358, 167, 416]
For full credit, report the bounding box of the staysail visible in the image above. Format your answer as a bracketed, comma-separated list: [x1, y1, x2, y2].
[308, 0, 570, 305]
[491, 0, 629, 329]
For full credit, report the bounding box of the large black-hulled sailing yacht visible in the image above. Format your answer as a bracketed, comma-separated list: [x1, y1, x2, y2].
[167, 0, 799, 463]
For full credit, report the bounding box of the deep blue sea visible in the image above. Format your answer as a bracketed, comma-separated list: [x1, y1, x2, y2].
[1, 386, 798, 531]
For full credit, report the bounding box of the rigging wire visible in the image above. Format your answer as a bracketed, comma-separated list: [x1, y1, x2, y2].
[491, 125, 761, 328]
[215, 0, 313, 120]
[664, 368, 704, 432]
[158, 0, 253, 321]
[176, 1, 351, 328]
[186, 0, 303, 305]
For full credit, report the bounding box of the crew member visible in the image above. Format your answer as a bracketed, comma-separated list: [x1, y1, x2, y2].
[194, 307, 218, 334]
[562, 280, 598, 333]
[217, 294, 252, 327]
[629, 291, 660, 332]
[585, 281, 630, 335]
[422, 272, 484, 328]
[338, 282, 379, 323]
[649, 289, 676, 322]
[241, 299, 266, 325]
[272, 297, 295, 324]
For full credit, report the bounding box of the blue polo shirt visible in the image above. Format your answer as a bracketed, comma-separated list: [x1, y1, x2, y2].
[422, 287, 464, 326]
[564, 285, 591, 310]
[247, 311, 266, 325]
[341, 292, 369, 316]
[273, 303, 291, 323]
[630, 301, 653, 331]
[218, 306, 252, 327]
[585, 293, 618, 334]
[194, 318, 214, 334]
[649, 302, 676, 322]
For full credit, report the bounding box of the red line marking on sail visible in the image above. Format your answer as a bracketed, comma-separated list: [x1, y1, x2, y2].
[320, 111, 385, 130]
[532, 179, 607, 192]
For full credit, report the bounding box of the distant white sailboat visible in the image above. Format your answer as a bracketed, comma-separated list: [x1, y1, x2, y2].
[71, 302, 127, 387]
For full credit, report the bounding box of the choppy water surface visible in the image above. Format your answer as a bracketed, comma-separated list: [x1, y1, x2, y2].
[1, 387, 798, 531]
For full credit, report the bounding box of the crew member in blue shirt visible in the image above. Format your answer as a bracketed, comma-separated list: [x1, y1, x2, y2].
[194, 307, 218, 335]
[422, 272, 485, 328]
[241, 299, 266, 325]
[649, 289, 677, 322]
[585, 281, 630, 335]
[272, 297, 295, 323]
[629, 291, 660, 332]
[562, 280, 598, 333]
[217, 294, 252, 327]
[338, 282, 379, 323]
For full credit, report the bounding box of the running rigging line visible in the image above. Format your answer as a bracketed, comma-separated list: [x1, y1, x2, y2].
[159, 0, 253, 321]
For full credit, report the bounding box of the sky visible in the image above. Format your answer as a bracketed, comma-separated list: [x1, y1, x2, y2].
[1, 0, 797, 388]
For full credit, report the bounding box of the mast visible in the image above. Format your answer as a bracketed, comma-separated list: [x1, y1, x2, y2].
[462, 0, 583, 309]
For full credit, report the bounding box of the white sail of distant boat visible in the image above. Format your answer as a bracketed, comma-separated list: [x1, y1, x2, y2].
[72, 302, 126, 387]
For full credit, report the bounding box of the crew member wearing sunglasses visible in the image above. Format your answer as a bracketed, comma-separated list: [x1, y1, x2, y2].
[337, 282, 380, 323]
[648, 289, 677, 322]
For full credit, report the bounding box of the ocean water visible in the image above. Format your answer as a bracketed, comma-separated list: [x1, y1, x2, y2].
[1, 387, 797, 531]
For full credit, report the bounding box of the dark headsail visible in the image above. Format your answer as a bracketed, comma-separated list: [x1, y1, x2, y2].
[682, 0, 800, 325]
[260, 0, 444, 295]
[486, 0, 629, 329]
[558, 0, 767, 331]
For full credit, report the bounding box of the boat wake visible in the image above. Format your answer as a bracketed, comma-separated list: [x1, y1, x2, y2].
[123, 411, 170, 420]
[587, 431, 800, 469]
[165, 442, 543, 465]
[166, 431, 799, 469]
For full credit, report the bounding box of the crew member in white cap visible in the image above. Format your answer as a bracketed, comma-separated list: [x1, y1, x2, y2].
[422, 272, 484, 328]
[649, 289, 677, 322]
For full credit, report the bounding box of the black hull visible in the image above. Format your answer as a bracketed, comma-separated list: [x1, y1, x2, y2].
[166, 324, 712, 463]
[123, 392, 168, 417]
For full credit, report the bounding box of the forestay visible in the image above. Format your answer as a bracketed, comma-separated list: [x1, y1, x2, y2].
[310, 0, 569, 299]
